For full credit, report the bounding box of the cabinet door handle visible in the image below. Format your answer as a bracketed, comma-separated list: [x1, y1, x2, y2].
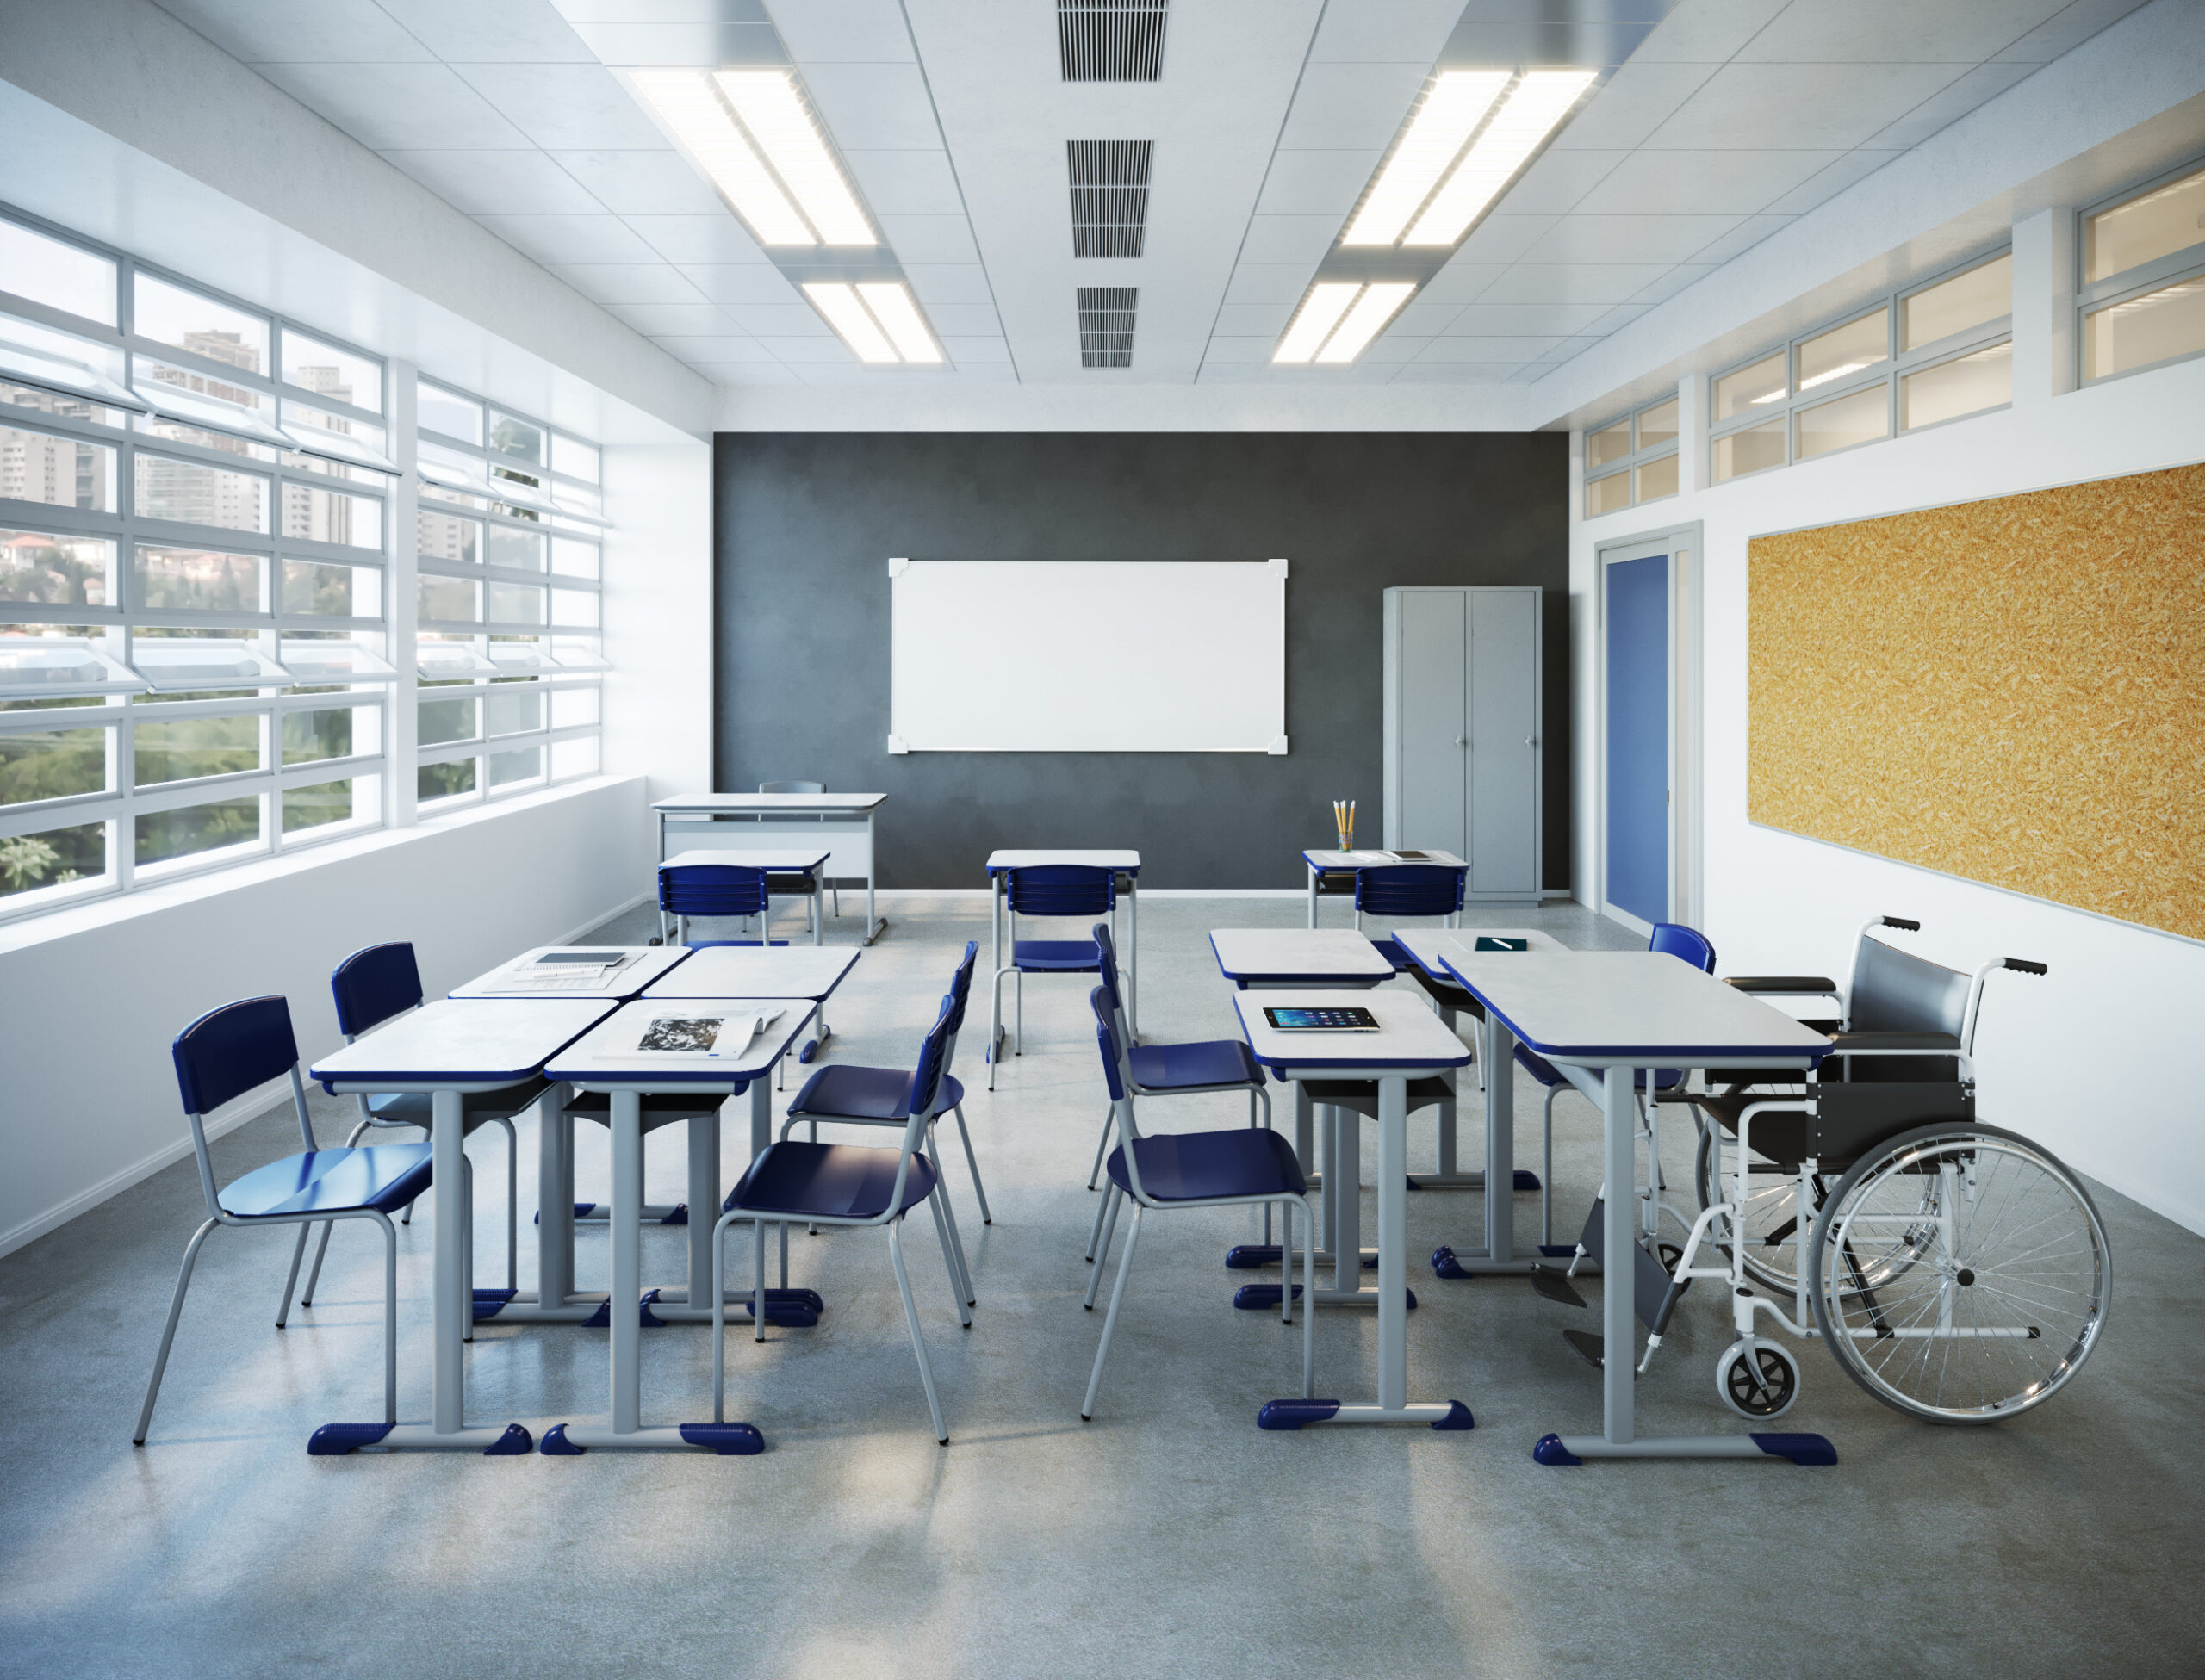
[1454, 737, 1466, 747]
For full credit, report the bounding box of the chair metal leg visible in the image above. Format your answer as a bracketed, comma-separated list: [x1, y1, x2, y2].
[497, 1116, 519, 1293]
[375, 1211, 399, 1423]
[1085, 1106, 1115, 1192]
[889, 1215, 949, 1442]
[461, 1155, 475, 1344]
[988, 967, 1011, 1091]
[950, 1104, 991, 1224]
[134, 1217, 220, 1444]
[300, 1218, 335, 1306]
[754, 1218, 767, 1343]
[926, 1188, 974, 1324]
[1085, 1186, 1122, 1300]
[1542, 1085, 1558, 1248]
[1298, 1199, 1316, 1396]
[1014, 971, 1022, 1055]
[276, 1222, 310, 1328]
[780, 1219, 790, 1287]
[711, 1214, 733, 1422]
[1081, 1204, 1144, 1420]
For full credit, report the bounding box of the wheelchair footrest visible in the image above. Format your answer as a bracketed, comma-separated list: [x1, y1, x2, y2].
[1529, 1265, 1587, 1310]
[1562, 1329, 1610, 1371]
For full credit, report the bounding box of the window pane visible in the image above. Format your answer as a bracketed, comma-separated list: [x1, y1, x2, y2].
[1796, 384, 1888, 460]
[281, 481, 382, 550]
[1584, 471, 1630, 518]
[1710, 417, 1786, 481]
[1, 425, 116, 511]
[1635, 398, 1678, 451]
[550, 735, 599, 780]
[550, 536, 599, 580]
[134, 410, 277, 464]
[133, 274, 267, 376]
[134, 452, 268, 532]
[134, 713, 260, 785]
[135, 794, 260, 866]
[0, 817, 106, 901]
[488, 687, 543, 736]
[551, 434, 599, 483]
[0, 220, 118, 325]
[283, 403, 391, 469]
[490, 744, 542, 786]
[550, 685, 599, 729]
[0, 724, 109, 804]
[488, 581, 544, 626]
[2, 381, 121, 430]
[1902, 341, 2013, 429]
[419, 693, 479, 747]
[1587, 418, 1631, 468]
[281, 332, 382, 414]
[2084, 278, 2205, 380]
[281, 706, 374, 764]
[2, 528, 113, 606]
[1798, 308, 1887, 393]
[2086, 165, 2205, 282]
[1712, 352, 1786, 421]
[281, 561, 380, 617]
[419, 575, 480, 623]
[550, 588, 599, 629]
[487, 524, 544, 571]
[417, 381, 481, 444]
[283, 777, 356, 834]
[419, 758, 476, 802]
[1635, 454, 1678, 501]
[488, 412, 543, 468]
[1903, 255, 2010, 350]
[417, 507, 480, 566]
[134, 545, 266, 613]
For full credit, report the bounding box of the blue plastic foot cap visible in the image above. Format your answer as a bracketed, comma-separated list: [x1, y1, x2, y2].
[1432, 1401, 1475, 1432]
[1233, 1283, 1299, 1311]
[680, 1422, 766, 1455]
[1512, 1169, 1543, 1191]
[540, 1424, 584, 1456]
[1532, 1433, 1581, 1466]
[1432, 1246, 1470, 1280]
[661, 1205, 690, 1227]
[1225, 1244, 1283, 1271]
[1752, 1432, 1838, 1466]
[581, 1300, 611, 1329]
[1257, 1398, 1342, 1431]
[798, 1042, 819, 1064]
[638, 1289, 665, 1328]
[307, 1422, 394, 1456]
[485, 1423, 533, 1456]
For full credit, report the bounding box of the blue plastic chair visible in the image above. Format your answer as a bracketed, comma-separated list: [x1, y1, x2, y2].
[134, 995, 434, 1444]
[295, 943, 526, 1314]
[710, 993, 972, 1442]
[659, 860, 804, 947]
[1082, 988, 1316, 1420]
[1354, 864, 1468, 970]
[988, 864, 1116, 1088]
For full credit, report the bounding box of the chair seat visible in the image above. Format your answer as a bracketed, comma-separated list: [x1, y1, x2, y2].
[1129, 1038, 1262, 1093]
[1301, 1075, 1457, 1118]
[724, 1141, 938, 1221]
[788, 1062, 911, 1122]
[1009, 939, 1102, 972]
[1107, 1128, 1306, 1203]
[221, 1143, 433, 1219]
[364, 1076, 551, 1128]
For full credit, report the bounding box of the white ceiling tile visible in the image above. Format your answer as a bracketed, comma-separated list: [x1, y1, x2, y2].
[1276, 63, 1431, 151]
[1995, 0, 2152, 62]
[1415, 262, 1507, 305]
[473, 212, 662, 265]
[842, 150, 966, 216]
[650, 334, 765, 361]
[1865, 62, 2038, 150]
[1254, 150, 1386, 216]
[1574, 149, 1845, 216]
[772, 0, 916, 62]
[1445, 301, 1613, 333]
[152, 0, 434, 64]
[1211, 302, 1295, 337]
[564, 21, 786, 67]
[623, 214, 773, 265]
[1548, 61, 1720, 152]
[1454, 214, 1563, 266]
[1582, 303, 1654, 333]
[1360, 334, 1433, 366]
[255, 62, 533, 151]
[1238, 215, 1339, 266]
[381, 148, 603, 215]
[547, 150, 724, 215]
[676, 265, 804, 305]
[1626, 0, 1792, 63]
[1388, 362, 1519, 383]
[1519, 214, 1742, 265]
[798, 63, 945, 151]
[1628, 263, 1717, 304]
[1645, 61, 1975, 152]
[605, 301, 737, 335]
[759, 336, 859, 363]
[1762, 149, 1900, 215]
[372, 0, 598, 63]
[1200, 338, 1275, 365]
[939, 336, 1013, 363]
[706, 363, 807, 386]
[453, 63, 668, 150]
[918, 302, 1003, 337]
[902, 264, 997, 306]
[1494, 149, 1631, 217]
[724, 305, 833, 338]
[1307, 1, 1463, 65]
[552, 263, 710, 305]
[874, 215, 979, 263]
[1223, 265, 1321, 306]
[1682, 213, 1794, 266]
[1479, 263, 1682, 304]
[1738, 0, 2066, 64]
[1416, 337, 1563, 363]
[1391, 300, 1464, 335]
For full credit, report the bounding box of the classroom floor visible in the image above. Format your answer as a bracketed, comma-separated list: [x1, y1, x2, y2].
[2, 894, 2198, 1680]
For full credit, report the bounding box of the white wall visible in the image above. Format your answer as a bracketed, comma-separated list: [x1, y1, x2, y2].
[0, 777, 654, 1259]
[602, 443, 715, 806]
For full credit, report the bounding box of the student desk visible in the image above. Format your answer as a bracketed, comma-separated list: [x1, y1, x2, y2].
[542, 997, 818, 1455]
[659, 846, 834, 946]
[655, 793, 888, 943]
[310, 997, 612, 1452]
[1232, 989, 1477, 1431]
[986, 848, 1140, 1036]
[1439, 952, 1833, 1465]
[1301, 848, 1468, 928]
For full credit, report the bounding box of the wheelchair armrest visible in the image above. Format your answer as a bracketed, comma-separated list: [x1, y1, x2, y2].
[1724, 976, 1838, 995]
[1825, 1031, 1963, 1053]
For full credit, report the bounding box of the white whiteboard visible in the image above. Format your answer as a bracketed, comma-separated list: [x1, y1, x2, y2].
[889, 559, 1288, 753]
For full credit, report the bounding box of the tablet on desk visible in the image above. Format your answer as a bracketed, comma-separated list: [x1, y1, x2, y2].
[1263, 1006, 1380, 1032]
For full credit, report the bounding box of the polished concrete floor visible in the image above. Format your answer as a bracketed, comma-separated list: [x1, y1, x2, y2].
[2, 894, 2197, 1679]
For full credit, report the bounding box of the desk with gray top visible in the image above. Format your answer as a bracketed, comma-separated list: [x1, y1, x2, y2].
[1438, 951, 1834, 1465]
[655, 793, 887, 943]
[658, 847, 835, 946]
[1302, 847, 1468, 928]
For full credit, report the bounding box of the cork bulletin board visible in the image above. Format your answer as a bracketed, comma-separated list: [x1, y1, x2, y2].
[1748, 462, 2205, 941]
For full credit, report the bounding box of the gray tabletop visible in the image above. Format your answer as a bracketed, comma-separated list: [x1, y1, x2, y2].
[643, 945, 860, 1000]
[661, 846, 834, 871]
[655, 793, 885, 813]
[548, 997, 817, 1087]
[1233, 989, 1475, 1072]
[1438, 952, 1834, 1063]
[1210, 927, 1396, 983]
[312, 997, 613, 1088]
[450, 945, 689, 1001]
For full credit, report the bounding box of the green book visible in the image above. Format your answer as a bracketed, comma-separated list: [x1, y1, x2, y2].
[1473, 936, 1531, 952]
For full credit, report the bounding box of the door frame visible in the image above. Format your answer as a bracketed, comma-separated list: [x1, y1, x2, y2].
[1594, 523, 1704, 936]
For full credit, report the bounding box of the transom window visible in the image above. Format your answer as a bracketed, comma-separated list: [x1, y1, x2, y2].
[2078, 158, 2205, 386]
[1582, 394, 1680, 518]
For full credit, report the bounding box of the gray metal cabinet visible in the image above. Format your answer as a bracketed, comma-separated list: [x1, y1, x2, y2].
[1382, 586, 1542, 903]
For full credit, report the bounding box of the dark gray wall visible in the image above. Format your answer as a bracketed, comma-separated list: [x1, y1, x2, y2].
[713, 431, 1568, 890]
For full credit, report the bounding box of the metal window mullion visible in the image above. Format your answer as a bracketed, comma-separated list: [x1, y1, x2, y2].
[0, 701, 127, 735]
[1895, 316, 2013, 372]
[0, 788, 123, 840]
[274, 612, 384, 634]
[0, 602, 126, 628]
[415, 736, 482, 769]
[0, 401, 129, 448]
[276, 751, 382, 788]
[125, 763, 275, 817]
[0, 496, 126, 539]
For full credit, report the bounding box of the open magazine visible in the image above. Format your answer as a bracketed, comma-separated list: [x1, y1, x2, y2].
[599, 1009, 784, 1060]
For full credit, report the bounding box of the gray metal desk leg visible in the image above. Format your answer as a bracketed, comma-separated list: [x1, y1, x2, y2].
[864, 810, 885, 944]
[1332, 1105, 1360, 1293]
[1307, 864, 1317, 929]
[1601, 1065, 1633, 1443]
[1426, 1014, 1553, 1278]
[1127, 877, 1138, 1037]
[537, 1088, 575, 1305]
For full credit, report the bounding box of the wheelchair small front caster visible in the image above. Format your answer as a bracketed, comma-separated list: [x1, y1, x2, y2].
[1717, 1338, 1800, 1418]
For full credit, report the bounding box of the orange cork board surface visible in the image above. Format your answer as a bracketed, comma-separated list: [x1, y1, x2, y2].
[1748, 462, 2205, 941]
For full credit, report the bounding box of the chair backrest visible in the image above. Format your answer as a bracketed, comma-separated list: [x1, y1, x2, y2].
[901, 991, 960, 1129]
[1648, 921, 1717, 973]
[173, 995, 314, 1216]
[331, 942, 424, 1038]
[1353, 864, 1465, 920]
[1006, 864, 1115, 919]
[1848, 935, 1970, 1038]
[759, 780, 823, 795]
[1090, 984, 1130, 1105]
[942, 940, 979, 1036]
[1091, 921, 1125, 1022]
[659, 862, 769, 921]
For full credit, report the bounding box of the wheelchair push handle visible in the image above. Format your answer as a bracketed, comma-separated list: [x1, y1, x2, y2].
[2003, 957, 2048, 976]
[1879, 915, 1922, 933]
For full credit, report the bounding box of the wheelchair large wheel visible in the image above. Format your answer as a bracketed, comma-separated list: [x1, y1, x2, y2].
[1809, 1124, 2110, 1424]
[1694, 1122, 1820, 1299]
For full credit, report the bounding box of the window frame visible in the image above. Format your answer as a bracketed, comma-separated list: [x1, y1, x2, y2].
[1581, 391, 1680, 518]
[2075, 154, 2205, 389]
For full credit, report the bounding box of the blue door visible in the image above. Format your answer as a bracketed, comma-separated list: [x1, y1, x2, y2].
[1605, 555, 1669, 927]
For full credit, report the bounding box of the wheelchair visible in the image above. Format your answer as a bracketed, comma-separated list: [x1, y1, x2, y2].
[1655, 916, 2111, 1424]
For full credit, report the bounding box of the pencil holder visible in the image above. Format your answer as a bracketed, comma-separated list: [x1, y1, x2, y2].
[1336, 827, 1350, 852]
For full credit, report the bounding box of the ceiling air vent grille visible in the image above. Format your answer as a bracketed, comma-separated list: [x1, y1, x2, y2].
[1058, 0, 1167, 83]
[1068, 140, 1152, 259]
[1078, 287, 1137, 369]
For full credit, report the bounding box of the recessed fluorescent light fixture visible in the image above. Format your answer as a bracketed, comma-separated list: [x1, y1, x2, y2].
[714, 71, 874, 246]
[804, 282, 943, 366]
[1273, 283, 1363, 363]
[1315, 283, 1415, 363]
[1344, 72, 1510, 247]
[1272, 282, 1415, 364]
[630, 71, 813, 245]
[628, 69, 874, 248]
[1404, 71, 1597, 246]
